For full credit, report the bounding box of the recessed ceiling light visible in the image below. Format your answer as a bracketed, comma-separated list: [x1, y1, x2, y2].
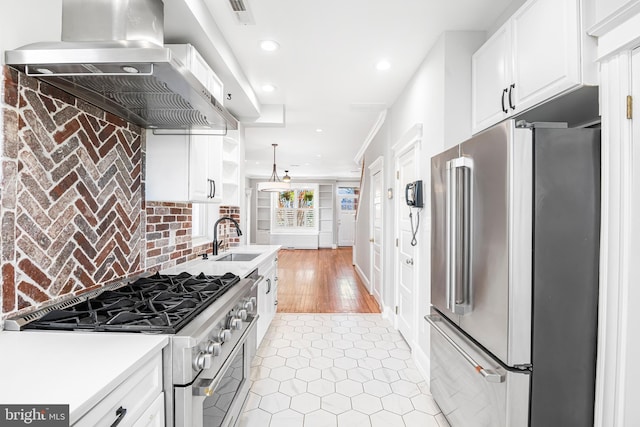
[262, 84, 276, 92]
[376, 60, 391, 71]
[316, 128, 323, 133]
[260, 40, 280, 52]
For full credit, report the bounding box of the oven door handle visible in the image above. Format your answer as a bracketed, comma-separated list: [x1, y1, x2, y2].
[194, 317, 257, 397]
[251, 275, 265, 292]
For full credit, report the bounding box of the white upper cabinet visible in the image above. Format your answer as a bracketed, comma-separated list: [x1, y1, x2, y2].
[146, 44, 235, 204]
[146, 133, 223, 203]
[167, 44, 224, 104]
[511, 0, 581, 110]
[189, 135, 223, 202]
[472, 24, 513, 132]
[472, 0, 596, 134]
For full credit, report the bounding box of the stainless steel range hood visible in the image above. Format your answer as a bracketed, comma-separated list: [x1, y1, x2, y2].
[4, 0, 238, 131]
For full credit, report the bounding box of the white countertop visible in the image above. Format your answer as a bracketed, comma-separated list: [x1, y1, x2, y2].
[160, 244, 281, 276]
[0, 246, 278, 423]
[0, 331, 167, 424]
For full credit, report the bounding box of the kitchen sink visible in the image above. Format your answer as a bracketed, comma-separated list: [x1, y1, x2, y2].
[214, 253, 260, 262]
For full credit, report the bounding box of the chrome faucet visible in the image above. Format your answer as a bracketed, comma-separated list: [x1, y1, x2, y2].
[213, 216, 242, 256]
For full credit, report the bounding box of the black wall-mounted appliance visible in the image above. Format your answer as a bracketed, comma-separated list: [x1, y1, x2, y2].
[405, 180, 423, 208]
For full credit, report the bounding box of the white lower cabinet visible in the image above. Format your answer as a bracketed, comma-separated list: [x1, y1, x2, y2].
[132, 393, 165, 427]
[257, 254, 278, 346]
[73, 353, 163, 427]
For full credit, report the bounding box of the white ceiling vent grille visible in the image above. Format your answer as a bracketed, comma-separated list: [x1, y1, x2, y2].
[228, 0, 255, 25]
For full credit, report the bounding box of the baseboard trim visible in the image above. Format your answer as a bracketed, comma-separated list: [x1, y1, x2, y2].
[412, 345, 431, 388]
[354, 263, 370, 290]
[381, 305, 394, 322]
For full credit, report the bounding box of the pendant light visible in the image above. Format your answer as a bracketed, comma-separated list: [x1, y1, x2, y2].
[257, 144, 291, 192]
[283, 170, 291, 183]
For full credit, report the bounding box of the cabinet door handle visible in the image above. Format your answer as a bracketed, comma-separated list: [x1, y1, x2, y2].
[266, 278, 271, 294]
[207, 179, 212, 198]
[110, 406, 127, 427]
[501, 88, 508, 113]
[211, 179, 216, 198]
[508, 83, 515, 110]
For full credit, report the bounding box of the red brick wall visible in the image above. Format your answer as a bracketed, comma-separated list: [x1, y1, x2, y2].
[218, 206, 242, 248]
[144, 204, 242, 271]
[0, 66, 244, 322]
[1, 67, 145, 318]
[145, 202, 196, 271]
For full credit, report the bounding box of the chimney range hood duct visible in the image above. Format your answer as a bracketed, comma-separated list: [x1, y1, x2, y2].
[5, 0, 238, 131]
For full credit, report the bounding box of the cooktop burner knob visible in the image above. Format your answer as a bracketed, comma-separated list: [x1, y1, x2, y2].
[243, 300, 254, 312]
[205, 341, 222, 356]
[230, 318, 242, 330]
[194, 352, 212, 370]
[236, 309, 248, 321]
[216, 329, 231, 343]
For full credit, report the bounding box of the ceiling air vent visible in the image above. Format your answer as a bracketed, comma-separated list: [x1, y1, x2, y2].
[228, 0, 255, 25]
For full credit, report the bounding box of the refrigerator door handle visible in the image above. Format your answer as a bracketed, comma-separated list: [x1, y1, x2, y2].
[426, 314, 504, 383]
[447, 157, 473, 315]
[445, 160, 456, 313]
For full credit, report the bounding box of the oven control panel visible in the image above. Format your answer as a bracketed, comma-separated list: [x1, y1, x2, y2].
[191, 282, 258, 374]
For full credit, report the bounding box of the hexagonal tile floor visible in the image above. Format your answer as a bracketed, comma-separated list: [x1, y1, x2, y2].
[238, 314, 450, 427]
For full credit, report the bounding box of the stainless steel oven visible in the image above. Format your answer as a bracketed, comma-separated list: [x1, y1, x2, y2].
[175, 314, 256, 427]
[6, 268, 261, 427]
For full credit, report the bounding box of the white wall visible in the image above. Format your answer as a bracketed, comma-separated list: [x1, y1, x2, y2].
[354, 31, 486, 377]
[595, 0, 636, 24]
[353, 116, 389, 278]
[486, 0, 527, 36]
[0, 1, 62, 63]
[0, 1, 62, 182]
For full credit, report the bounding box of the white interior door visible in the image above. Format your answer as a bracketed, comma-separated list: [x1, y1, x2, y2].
[370, 164, 383, 306]
[396, 148, 417, 343]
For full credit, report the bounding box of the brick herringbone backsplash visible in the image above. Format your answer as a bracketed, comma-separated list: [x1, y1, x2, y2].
[1, 67, 144, 316]
[145, 201, 194, 271]
[0, 67, 244, 322]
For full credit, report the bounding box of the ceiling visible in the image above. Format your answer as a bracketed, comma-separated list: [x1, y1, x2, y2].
[204, 0, 515, 180]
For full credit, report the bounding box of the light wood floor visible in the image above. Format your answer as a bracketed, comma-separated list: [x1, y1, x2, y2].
[276, 247, 381, 313]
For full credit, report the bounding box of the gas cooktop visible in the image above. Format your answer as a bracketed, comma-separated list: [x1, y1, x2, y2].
[23, 272, 241, 333]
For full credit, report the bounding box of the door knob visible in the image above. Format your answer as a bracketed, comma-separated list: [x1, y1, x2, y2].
[369, 238, 374, 243]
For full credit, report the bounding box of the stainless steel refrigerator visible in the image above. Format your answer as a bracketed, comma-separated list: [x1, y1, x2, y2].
[427, 119, 600, 427]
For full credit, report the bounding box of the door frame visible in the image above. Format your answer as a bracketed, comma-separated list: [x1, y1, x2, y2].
[593, 46, 640, 427]
[368, 156, 384, 306]
[392, 124, 423, 341]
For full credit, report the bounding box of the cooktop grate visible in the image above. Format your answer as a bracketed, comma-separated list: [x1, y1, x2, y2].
[23, 271, 240, 333]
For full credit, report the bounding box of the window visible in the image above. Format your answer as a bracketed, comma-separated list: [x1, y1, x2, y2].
[192, 203, 215, 241]
[337, 186, 359, 212]
[271, 185, 319, 232]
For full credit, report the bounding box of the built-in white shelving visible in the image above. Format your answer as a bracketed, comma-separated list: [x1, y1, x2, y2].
[221, 132, 240, 206]
[318, 184, 334, 248]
